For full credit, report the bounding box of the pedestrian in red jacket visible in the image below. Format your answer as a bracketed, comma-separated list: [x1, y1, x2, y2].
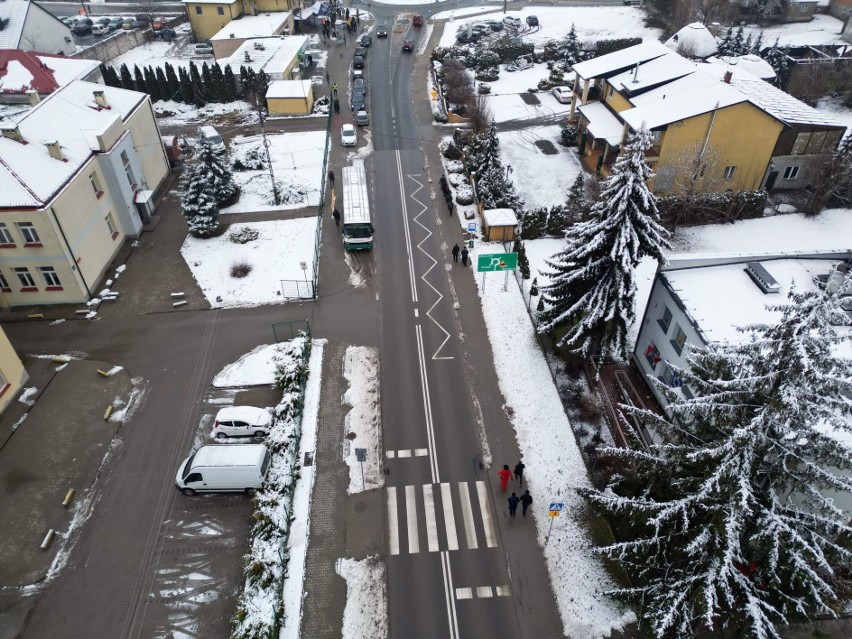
[498, 464, 514, 492]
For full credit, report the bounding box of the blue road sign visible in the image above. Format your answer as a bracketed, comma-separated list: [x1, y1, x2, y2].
[549, 502, 564, 512]
[468, 222, 477, 233]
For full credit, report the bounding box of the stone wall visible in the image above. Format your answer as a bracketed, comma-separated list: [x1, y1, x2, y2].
[71, 29, 153, 64]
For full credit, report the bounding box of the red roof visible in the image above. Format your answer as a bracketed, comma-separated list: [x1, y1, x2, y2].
[0, 49, 85, 94]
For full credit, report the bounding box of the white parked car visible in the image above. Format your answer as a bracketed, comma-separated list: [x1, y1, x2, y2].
[92, 23, 110, 36]
[211, 406, 274, 439]
[341, 123, 357, 147]
[552, 86, 572, 104]
[502, 16, 522, 27]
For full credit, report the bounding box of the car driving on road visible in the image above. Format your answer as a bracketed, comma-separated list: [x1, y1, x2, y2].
[376, 24, 388, 37]
[341, 124, 358, 147]
[402, 39, 413, 52]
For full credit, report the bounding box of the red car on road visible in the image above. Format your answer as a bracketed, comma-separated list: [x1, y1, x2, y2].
[412, 14, 423, 26]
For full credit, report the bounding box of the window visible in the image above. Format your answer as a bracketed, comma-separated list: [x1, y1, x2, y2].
[644, 342, 661, 370]
[0, 272, 10, 292]
[195, 5, 202, 14]
[120, 150, 130, 165]
[217, 6, 224, 15]
[39, 266, 61, 289]
[606, 85, 614, 99]
[17, 222, 41, 246]
[125, 164, 137, 189]
[783, 165, 800, 180]
[13, 267, 36, 290]
[657, 306, 672, 333]
[660, 363, 674, 386]
[106, 213, 119, 240]
[799, 2, 809, 11]
[90, 172, 103, 198]
[723, 165, 736, 180]
[0, 223, 14, 247]
[670, 325, 687, 355]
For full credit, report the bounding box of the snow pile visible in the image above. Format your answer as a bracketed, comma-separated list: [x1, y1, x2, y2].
[213, 343, 281, 388]
[342, 347, 383, 494]
[470, 243, 635, 638]
[17, 387, 38, 406]
[230, 337, 310, 639]
[156, 100, 259, 127]
[336, 556, 388, 639]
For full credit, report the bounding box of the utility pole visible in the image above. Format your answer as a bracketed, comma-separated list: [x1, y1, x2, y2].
[254, 91, 280, 205]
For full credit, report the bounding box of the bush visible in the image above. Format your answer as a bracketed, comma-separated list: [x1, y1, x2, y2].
[657, 190, 768, 229]
[476, 67, 500, 82]
[470, 47, 500, 71]
[229, 227, 260, 244]
[560, 125, 578, 147]
[230, 260, 253, 278]
[441, 140, 462, 160]
[445, 160, 465, 174]
[448, 173, 468, 187]
[537, 78, 553, 91]
[455, 184, 475, 205]
[594, 38, 642, 57]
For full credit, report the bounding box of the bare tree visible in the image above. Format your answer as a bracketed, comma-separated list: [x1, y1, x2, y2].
[134, 0, 159, 25]
[466, 93, 493, 136]
[654, 142, 729, 196]
[441, 59, 474, 114]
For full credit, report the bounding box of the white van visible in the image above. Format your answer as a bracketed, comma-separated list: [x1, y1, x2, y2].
[175, 444, 271, 495]
[198, 125, 225, 152]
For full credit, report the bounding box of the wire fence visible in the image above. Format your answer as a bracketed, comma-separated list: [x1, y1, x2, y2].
[310, 105, 334, 298]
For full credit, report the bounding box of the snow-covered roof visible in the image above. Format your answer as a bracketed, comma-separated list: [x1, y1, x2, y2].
[664, 22, 718, 59]
[578, 101, 625, 145]
[266, 79, 312, 99]
[0, 0, 31, 49]
[210, 12, 292, 41]
[483, 208, 518, 227]
[181, 0, 239, 4]
[662, 256, 850, 344]
[0, 50, 101, 95]
[0, 81, 146, 209]
[221, 36, 308, 75]
[573, 40, 671, 80]
[621, 81, 746, 130]
[608, 50, 697, 96]
[704, 54, 776, 81]
[193, 444, 266, 467]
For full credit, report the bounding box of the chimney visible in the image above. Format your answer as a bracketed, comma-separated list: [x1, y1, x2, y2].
[723, 69, 733, 84]
[0, 125, 24, 143]
[93, 89, 109, 109]
[26, 90, 40, 106]
[632, 62, 640, 84]
[44, 140, 65, 161]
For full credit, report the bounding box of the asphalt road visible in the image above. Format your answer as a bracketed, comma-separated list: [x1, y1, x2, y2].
[366, 13, 521, 639]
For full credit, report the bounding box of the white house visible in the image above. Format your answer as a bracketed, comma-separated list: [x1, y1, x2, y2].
[0, 0, 75, 56]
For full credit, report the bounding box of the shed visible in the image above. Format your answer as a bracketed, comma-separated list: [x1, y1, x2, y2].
[482, 208, 518, 242]
[266, 80, 314, 115]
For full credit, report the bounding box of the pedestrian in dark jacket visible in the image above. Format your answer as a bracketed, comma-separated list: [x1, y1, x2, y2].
[461, 247, 469, 267]
[452, 243, 460, 263]
[327, 169, 335, 187]
[520, 490, 533, 516]
[334, 98, 340, 114]
[514, 461, 525, 487]
[508, 493, 520, 517]
[333, 208, 341, 226]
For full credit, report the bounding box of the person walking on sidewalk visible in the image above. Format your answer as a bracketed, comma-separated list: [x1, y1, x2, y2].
[520, 490, 533, 516]
[334, 98, 340, 114]
[452, 243, 460, 263]
[327, 169, 335, 188]
[333, 208, 341, 226]
[514, 460, 525, 487]
[508, 493, 520, 517]
[498, 464, 514, 492]
[461, 246, 469, 267]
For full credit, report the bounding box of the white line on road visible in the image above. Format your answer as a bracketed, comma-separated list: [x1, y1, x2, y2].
[476, 481, 498, 548]
[441, 483, 459, 551]
[415, 324, 440, 484]
[386, 451, 395, 459]
[458, 482, 478, 550]
[388, 487, 400, 556]
[414, 448, 428, 457]
[397, 449, 412, 458]
[405, 484, 419, 554]
[423, 484, 439, 552]
[395, 149, 418, 303]
[455, 587, 473, 600]
[476, 587, 494, 598]
[495, 585, 512, 597]
[441, 551, 460, 639]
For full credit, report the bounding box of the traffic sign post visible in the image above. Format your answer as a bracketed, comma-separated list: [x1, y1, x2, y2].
[355, 447, 367, 490]
[477, 252, 518, 293]
[546, 502, 564, 545]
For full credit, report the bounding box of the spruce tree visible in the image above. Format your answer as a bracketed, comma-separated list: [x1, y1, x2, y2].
[565, 173, 589, 225]
[564, 24, 583, 67]
[751, 30, 764, 55]
[178, 67, 193, 104]
[155, 67, 169, 102]
[133, 65, 146, 93]
[732, 25, 746, 56]
[538, 126, 670, 358]
[513, 238, 530, 279]
[180, 158, 220, 238]
[223, 65, 237, 103]
[193, 134, 238, 204]
[254, 71, 269, 108]
[521, 207, 547, 240]
[211, 63, 226, 103]
[119, 63, 134, 91]
[143, 66, 160, 102]
[189, 62, 206, 108]
[762, 38, 791, 89]
[717, 27, 734, 57]
[584, 273, 852, 638]
[475, 122, 500, 176]
[546, 204, 568, 237]
[165, 62, 180, 101]
[201, 62, 214, 101]
[239, 66, 250, 99]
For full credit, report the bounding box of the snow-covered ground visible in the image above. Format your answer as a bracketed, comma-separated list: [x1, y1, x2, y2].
[110, 39, 198, 72]
[336, 556, 388, 639]
[816, 96, 852, 140]
[342, 346, 383, 495]
[180, 219, 318, 308]
[743, 13, 847, 46]
[156, 99, 259, 127]
[484, 68, 570, 124]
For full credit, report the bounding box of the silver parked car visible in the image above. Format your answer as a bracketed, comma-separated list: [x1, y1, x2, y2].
[211, 406, 274, 439]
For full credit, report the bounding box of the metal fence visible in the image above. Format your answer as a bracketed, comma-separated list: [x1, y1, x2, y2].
[280, 279, 316, 300]
[272, 319, 311, 343]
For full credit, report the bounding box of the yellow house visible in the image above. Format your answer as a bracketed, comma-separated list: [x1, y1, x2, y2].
[569, 40, 844, 194]
[222, 35, 309, 81]
[0, 81, 169, 308]
[210, 12, 294, 58]
[266, 80, 314, 114]
[183, 0, 295, 42]
[0, 326, 27, 416]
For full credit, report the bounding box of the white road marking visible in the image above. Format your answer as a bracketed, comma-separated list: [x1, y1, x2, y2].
[423, 484, 439, 552]
[476, 481, 498, 548]
[395, 150, 418, 303]
[414, 308, 419, 317]
[458, 482, 478, 550]
[386, 451, 395, 459]
[397, 449, 412, 458]
[442, 552, 460, 638]
[495, 585, 511, 597]
[415, 325, 440, 483]
[440, 483, 459, 551]
[414, 448, 428, 457]
[405, 485, 419, 554]
[455, 587, 473, 600]
[476, 587, 493, 598]
[388, 487, 400, 556]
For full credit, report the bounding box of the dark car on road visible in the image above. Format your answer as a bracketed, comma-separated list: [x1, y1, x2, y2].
[359, 33, 372, 47]
[412, 14, 423, 27]
[107, 17, 125, 32]
[353, 77, 366, 95]
[350, 90, 365, 112]
[354, 46, 367, 57]
[402, 39, 413, 52]
[526, 15, 539, 27]
[71, 18, 93, 36]
[353, 55, 365, 69]
[376, 24, 388, 37]
[485, 20, 503, 31]
[455, 30, 479, 44]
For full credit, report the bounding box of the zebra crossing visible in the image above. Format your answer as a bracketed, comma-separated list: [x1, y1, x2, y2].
[387, 481, 498, 555]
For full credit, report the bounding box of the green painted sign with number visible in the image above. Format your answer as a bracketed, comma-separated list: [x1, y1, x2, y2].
[477, 252, 518, 272]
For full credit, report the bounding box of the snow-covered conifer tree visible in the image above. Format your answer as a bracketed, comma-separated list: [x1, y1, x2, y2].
[538, 126, 669, 358]
[180, 159, 220, 237]
[193, 135, 238, 204]
[584, 273, 852, 638]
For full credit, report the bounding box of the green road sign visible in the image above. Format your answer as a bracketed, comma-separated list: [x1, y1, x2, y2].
[477, 252, 518, 272]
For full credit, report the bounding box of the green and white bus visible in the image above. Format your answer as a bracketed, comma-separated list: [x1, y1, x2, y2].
[342, 160, 373, 250]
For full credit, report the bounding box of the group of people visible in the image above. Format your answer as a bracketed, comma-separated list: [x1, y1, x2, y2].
[499, 462, 533, 517]
[320, 7, 360, 42]
[451, 243, 469, 267]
